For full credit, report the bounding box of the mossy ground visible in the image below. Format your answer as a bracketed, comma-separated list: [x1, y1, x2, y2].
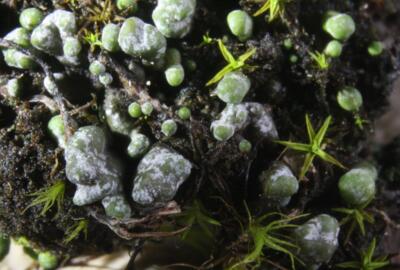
[0, 0, 399, 269]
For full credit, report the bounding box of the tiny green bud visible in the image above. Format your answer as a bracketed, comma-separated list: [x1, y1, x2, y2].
[48, 115, 66, 148]
[7, 78, 22, 98]
[89, 61, 106, 76]
[323, 12, 355, 41]
[99, 72, 113, 86]
[212, 123, 234, 141]
[227, 10, 253, 42]
[289, 54, 298, 63]
[38, 251, 58, 270]
[161, 119, 178, 137]
[337, 86, 363, 112]
[239, 139, 251, 153]
[19, 7, 43, 30]
[141, 102, 154, 116]
[63, 37, 81, 57]
[128, 102, 142, 118]
[101, 23, 121, 52]
[324, 40, 343, 58]
[0, 234, 10, 261]
[184, 59, 197, 71]
[368, 41, 384, 56]
[215, 71, 250, 104]
[177, 106, 191, 120]
[165, 48, 182, 67]
[283, 38, 293, 50]
[127, 132, 150, 158]
[117, 0, 138, 13]
[165, 64, 185, 87]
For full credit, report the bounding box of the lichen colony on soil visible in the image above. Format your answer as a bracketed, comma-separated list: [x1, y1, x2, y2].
[0, 0, 399, 269]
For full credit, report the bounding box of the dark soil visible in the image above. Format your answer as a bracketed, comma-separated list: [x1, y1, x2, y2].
[0, 0, 399, 269]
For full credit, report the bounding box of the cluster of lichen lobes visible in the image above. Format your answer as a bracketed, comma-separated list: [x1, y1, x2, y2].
[0, 0, 394, 269]
[64, 126, 131, 219]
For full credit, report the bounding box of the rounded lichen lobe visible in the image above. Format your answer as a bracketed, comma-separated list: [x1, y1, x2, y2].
[259, 162, 299, 206]
[338, 162, 377, 207]
[294, 214, 340, 268]
[131, 146, 192, 206]
[152, 0, 197, 38]
[227, 10, 253, 41]
[215, 71, 250, 104]
[323, 12, 356, 41]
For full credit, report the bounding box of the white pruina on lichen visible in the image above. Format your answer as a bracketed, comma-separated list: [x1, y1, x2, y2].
[294, 214, 340, 269]
[101, 23, 121, 53]
[259, 162, 299, 206]
[30, 9, 81, 66]
[127, 131, 151, 158]
[2, 27, 36, 69]
[338, 162, 377, 208]
[118, 17, 167, 62]
[43, 73, 65, 95]
[152, 0, 197, 39]
[102, 195, 132, 220]
[132, 146, 192, 206]
[211, 102, 278, 141]
[6, 78, 22, 98]
[64, 126, 131, 219]
[103, 89, 134, 136]
[214, 71, 250, 104]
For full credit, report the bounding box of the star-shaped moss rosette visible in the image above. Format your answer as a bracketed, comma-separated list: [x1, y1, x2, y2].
[253, 0, 289, 22]
[206, 39, 256, 86]
[337, 238, 390, 270]
[275, 115, 346, 180]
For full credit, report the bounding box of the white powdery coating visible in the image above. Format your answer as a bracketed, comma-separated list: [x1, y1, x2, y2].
[11, 50, 34, 68]
[152, 0, 196, 38]
[73, 178, 121, 206]
[295, 214, 340, 264]
[65, 126, 124, 206]
[3, 29, 32, 68]
[128, 132, 151, 158]
[118, 17, 166, 60]
[4, 28, 30, 46]
[211, 104, 248, 141]
[244, 102, 279, 139]
[215, 71, 250, 104]
[211, 103, 278, 141]
[101, 195, 132, 219]
[42, 10, 77, 39]
[31, 24, 61, 53]
[132, 146, 192, 205]
[104, 90, 134, 136]
[269, 164, 294, 183]
[342, 168, 376, 204]
[261, 162, 298, 206]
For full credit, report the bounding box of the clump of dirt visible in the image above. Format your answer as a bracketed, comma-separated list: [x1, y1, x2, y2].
[0, 101, 125, 257]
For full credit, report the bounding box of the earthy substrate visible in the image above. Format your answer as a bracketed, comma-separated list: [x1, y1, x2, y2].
[0, 0, 399, 269]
